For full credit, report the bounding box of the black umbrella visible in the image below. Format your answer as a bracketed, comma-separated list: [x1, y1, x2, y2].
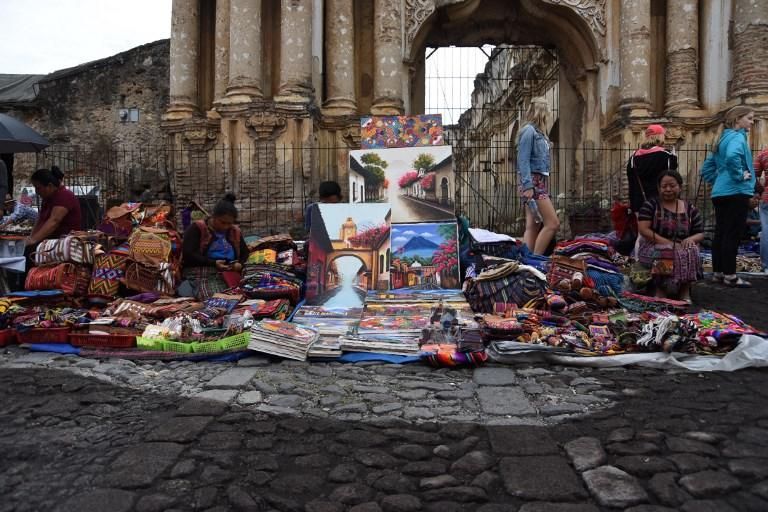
[0, 113, 49, 153]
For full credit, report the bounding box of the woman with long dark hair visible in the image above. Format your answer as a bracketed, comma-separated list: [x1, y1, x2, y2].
[25, 165, 81, 247]
[180, 194, 249, 300]
[637, 170, 704, 303]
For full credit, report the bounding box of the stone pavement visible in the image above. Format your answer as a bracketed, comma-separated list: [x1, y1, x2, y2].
[1, 346, 768, 511]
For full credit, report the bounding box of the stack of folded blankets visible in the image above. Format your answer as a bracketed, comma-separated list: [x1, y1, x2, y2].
[248, 319, 319, 361]
[552, 239, 624, 296]
[240, 263, 304, 305]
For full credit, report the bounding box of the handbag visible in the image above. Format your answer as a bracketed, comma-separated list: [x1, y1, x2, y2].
[651, 247, 675, 276]
[32, 236, 96, 265]
[650, 200, 680, 277]
[128, 227, 176, 267]
[123, 261, 176, 296]
[88, 253, 128, 299]
[547, 254, 589, 287]
[25, 263, 91, 295]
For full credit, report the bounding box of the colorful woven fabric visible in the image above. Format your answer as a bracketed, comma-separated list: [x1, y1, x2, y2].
[182, 266, 229, 301]
[128, 227, 173, 266]
[88, 253, 128, 299]
[465, 269, 547, 313]
[25, 263, 91, 296]
[422, 348, 488, 368]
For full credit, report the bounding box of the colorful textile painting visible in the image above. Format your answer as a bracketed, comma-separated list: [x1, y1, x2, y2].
[390, 222, 460, 290]
[360, 114, 444, 149]
[306, 203, 392, 307]
[349, 145, 454, 223]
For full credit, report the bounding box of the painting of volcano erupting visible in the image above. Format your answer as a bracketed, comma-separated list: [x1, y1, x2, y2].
[390, 222, 460, 290]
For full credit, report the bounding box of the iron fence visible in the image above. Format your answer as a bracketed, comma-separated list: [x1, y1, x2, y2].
[9, 142, 727, 238]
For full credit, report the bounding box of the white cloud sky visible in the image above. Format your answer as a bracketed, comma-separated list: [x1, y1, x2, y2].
[421, 232, 434, 237]
[403, 230, 417, 236]
[0, 0, 172, 74]
[393, 236, 407, 244]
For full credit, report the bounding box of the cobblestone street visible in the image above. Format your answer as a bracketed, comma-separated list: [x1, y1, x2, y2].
[1, 348, 767, 511]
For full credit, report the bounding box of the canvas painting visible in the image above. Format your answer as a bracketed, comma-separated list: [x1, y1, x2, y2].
[349, 145, 454, 223]
[390, 222, 460, 290]
[360, 114, 444, 149]
[306, 203, 392, 307]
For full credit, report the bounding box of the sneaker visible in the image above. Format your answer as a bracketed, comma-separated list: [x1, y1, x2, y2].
[711, 272, 724, 283]
[724, 276, 752, 288]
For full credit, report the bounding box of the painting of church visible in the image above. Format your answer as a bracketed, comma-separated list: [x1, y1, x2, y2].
[306, 203, 391, 307]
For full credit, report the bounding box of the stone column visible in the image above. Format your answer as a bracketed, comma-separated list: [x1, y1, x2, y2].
[322, 0, 356, 115]
[167, 0, 199, 118]
[665, 0, 699, 112]
[372, 0, 404, 115]
[730, 0, 768, 98]
[619, 0, 651, 112]
[213, 0, 230, 104]
[224, 0, 263, 104]
[276, 0, 313, 102]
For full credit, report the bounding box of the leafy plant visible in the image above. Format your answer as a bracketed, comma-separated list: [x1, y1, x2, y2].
[413, 153, 436, 173]
[360, 153, 388, 186]
[432, 239, 458, 274]
[568, 193, 607, 217]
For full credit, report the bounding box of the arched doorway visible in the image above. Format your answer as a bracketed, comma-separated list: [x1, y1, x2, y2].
[407, 0, 602, 233]
[440, 177, 449, 205]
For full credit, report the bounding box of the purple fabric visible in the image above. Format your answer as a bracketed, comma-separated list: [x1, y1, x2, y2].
[126, 291, 162, 303]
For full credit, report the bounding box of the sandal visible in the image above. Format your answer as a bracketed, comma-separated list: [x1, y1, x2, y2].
[724, 276, 752, 288]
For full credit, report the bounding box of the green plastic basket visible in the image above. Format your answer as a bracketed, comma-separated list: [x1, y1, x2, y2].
[192, 331, 251, 353]
[136, 336, 164, 351]
[162, 339, 196, 353]
[217, 331, 251, 351]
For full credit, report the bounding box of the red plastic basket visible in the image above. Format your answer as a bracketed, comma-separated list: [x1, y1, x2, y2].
[69, 333, 137, 348]
[16, 327, 71, 344]
[0, 329, 17, 347]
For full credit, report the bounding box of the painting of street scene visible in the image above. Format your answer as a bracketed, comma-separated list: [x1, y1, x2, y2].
[390, 222, 460, 290]
[349, 145, 454, 223]
[306, 203, 392, 308]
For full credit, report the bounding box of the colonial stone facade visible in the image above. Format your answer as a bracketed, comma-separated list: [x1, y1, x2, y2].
[163, 0, 767, 231]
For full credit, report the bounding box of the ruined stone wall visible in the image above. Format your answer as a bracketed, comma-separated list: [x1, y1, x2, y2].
[0, 40, 171, 197]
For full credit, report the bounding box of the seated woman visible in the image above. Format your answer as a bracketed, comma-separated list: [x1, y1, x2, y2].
[24, 166, 82, 247]
[181, 194, 248, 300]
[0, 190, 38, 230]
[637, 170, 704, 303]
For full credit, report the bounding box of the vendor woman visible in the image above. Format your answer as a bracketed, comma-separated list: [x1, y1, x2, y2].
[637, 170, 704, 303]
[25, 166, 82, 247]
[181, 193, 248, 300]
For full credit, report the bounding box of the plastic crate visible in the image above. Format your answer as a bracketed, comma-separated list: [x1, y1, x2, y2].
[162, 339, 195, 353]
[16, 327, 71, 344]
[136, 336, 164, 351]
[69, 332, 136, 348]
[217, 331, 251, 351]
[192, 331, 250, 353]
[0, 329, 17, 347]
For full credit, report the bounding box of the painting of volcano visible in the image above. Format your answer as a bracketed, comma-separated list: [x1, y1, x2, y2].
[390, 222, 460, 290]
[395, 235, 439, 259]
